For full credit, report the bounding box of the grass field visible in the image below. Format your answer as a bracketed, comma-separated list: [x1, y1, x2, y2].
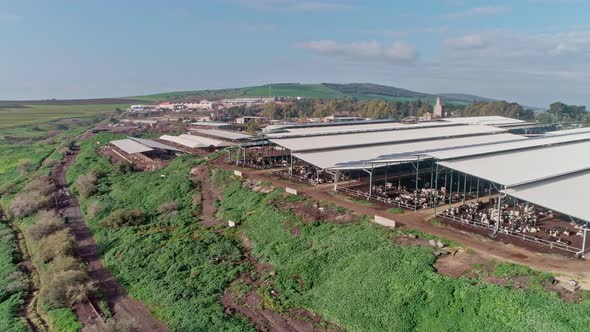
[0, 103, 129, 129]
[0, 223, 26, 332]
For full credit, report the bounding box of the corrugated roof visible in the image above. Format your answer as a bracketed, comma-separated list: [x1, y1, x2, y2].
[293, 133, 521, 170]
[270, 124, 507, 152]
[505, 171, 590, 222]
[191, 121, 233, 127]
[159, 135, 205, 148]
[428, 131, 590, 160]
[442, 116, 525, 126]
[179, 134, 233, 147]
[129, 137, 180, 151]
[266, 121, 457, 138]
[191, 129, 252, 141]
[111, 139, 153, 154]
[437, 141, 590, 187]
[546, 127, 590, 136]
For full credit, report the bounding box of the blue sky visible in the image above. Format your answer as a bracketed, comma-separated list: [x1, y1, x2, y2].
[1, 0, 589, 107]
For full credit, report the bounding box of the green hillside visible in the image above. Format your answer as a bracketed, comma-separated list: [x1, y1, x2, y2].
[136, 83, 493, 104]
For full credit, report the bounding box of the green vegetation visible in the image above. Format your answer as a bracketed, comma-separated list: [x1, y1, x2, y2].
[0, 223, 26, 332]
[46, 308, 82, 332]
[217, 172, 590, 332]
[459, 101, 535, 120]
[67, 134, 254, 331]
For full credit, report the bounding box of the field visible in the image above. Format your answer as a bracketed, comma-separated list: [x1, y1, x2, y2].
[0, 102, 131, 129]
[216, 172, 590, 332]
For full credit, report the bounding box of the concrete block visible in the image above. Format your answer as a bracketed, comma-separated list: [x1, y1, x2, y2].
[228, 220, 236, 228]
[233, 170, 242, 177]
[285, 187, 298, 195]
[374, 215, 396, 228]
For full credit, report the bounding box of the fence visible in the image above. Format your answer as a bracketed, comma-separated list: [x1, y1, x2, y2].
[438, 214, 584, 255]
[337, 187, 414, 210]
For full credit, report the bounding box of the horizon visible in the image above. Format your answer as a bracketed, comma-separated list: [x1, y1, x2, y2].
[2, 1, 589, 108]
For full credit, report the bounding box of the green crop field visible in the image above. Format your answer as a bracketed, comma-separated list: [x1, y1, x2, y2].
[0, 103, 129, 129]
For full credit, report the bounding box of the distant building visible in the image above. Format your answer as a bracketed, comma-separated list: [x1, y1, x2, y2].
[323, 115, 366, 123]
[433, 97, 446, 118]
[235, 116, 265, 125]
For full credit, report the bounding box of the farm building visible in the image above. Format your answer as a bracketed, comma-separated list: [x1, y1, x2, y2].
[189, 128, 253, 142]
[231, 117, 590, 256]
[107, 137, 181, 171]
[159, 134, 233, 153]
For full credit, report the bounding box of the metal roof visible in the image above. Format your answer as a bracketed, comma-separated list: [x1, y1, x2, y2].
[111, 139, 153, 154]
[505, 171, 590, 222]
[270, 124, 507, 152]
[191, 128, 252, 141]
[179, 134, 233, 147]
[428, 131, 590, 160]
[159, 135, 205, 148]
[265, 121, 458, 138]
[129, 137, 180, 151]
[293, 133, 522, 170]
[442, 116, 526, 126]
[191, 121, 234, 127]
[437, 140, 590, 187]
[546, 127, 590, 136]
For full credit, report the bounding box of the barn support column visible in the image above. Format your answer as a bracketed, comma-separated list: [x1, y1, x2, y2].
[413, 157, 421, 211]
[235, 147, 241, 166]
[362, 168, 374, 198]
[333, 170, 340, 191]
[448, 170, 453, 209]
[476, 178, 480, 201]
[462, 173, 467, 205]
[582, 226, 588, 257]
[443, 171, 448, 204]
[290, 152, 293, 175]
[433, 163, 440, 214]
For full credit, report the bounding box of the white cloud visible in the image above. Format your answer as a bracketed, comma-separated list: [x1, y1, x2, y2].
[445, 34, 487, 50]
[425, 26, 450, 33]
[231, 0, 353, 12]
[295, 40, 418, 63]
[446, 6, 510, 18]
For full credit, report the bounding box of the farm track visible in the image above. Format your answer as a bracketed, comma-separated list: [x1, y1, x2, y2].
[215, 160, 590, 289]
[53, 142, 168, 332]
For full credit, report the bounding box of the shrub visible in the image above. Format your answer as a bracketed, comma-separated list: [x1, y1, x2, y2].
[101, 209, 146, 229]
[27, 210, 64, 241]
[36, 230, 77, 263]
[40, 269, 95, 307]
[46, 255, 82, 275]
[87, 200, 103, 220]
[24, 175, 56, 196]
[157, 201, 178, 215]
[17, 159, 36, 176]
[74, 172, 98, 198]
[113, 162, 133, 175]
[9, 191, 49, 218]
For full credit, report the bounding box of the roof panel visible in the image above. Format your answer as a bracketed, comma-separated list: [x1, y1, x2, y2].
[271, 125, 507, 152]
[111, 139, 153, 154]
[546, 127, 590, 136]
[129, 137, 180, 151]
[429, 131, 590, 160]
[159, 135, 206, 148]
[179, 134, 233, 147]
[191, 129, 252, 141]
[442, 116, 525, 126]
[293, 133, 521, 169]
[505, 171, 590, 222]
[437, 141, 590, 187]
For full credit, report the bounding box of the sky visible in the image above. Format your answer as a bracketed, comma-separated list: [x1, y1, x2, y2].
[1, 0, 590, 107]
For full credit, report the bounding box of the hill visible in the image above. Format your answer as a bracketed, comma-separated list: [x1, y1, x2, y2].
[137, 83, 495, 104]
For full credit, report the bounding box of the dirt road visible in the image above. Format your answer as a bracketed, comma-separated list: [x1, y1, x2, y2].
[53, 150, 167, 332]
[217, 162, 590, 289]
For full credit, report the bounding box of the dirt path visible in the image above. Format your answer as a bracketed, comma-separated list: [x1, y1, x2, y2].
[53, 149, 168, 332]
[216, 162, 590, 289]
[191, 166, 224, 227]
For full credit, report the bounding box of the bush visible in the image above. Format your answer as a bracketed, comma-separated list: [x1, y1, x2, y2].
[17, 159, 36, 176]
[157, 201, 178, 214]
[24, 175, 56, 196]
[40, 269, 95, 307]
[101, 209, 146, 228]
[46, 255, 82, 275]
[9, 191, 49, 218]
[36, 230, 77, 263]
[113, 162, 133, 175]
[74, 172, 98, 198]
[47, 308, 82, 332]
[87, 200, 103, 220]
[27, 210, 64, 241]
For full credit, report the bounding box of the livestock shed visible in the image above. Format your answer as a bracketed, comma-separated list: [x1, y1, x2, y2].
[159, 134, 233, 153]
[190, 128, 252, 142]
[107, 137, 181, 171]
[434, 139, 590, 256]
